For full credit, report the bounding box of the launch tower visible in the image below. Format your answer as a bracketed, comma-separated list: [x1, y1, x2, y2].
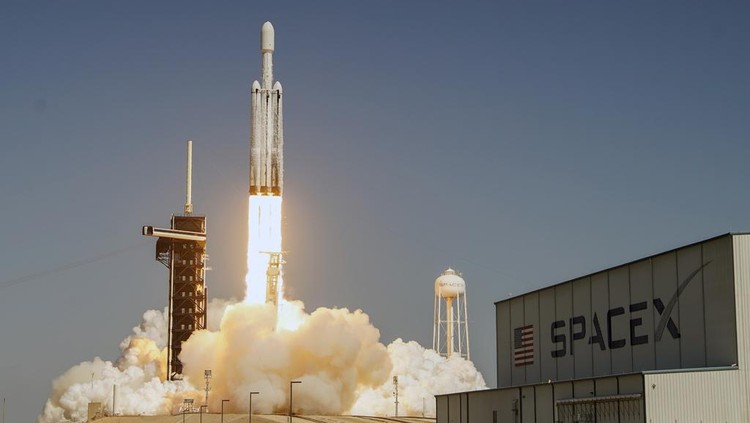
[142, 141, 207, 379]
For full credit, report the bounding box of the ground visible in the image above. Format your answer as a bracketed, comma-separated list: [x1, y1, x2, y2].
[94, 414, 435, 423]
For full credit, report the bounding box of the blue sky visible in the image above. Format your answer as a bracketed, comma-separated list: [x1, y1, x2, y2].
[1, 1, 749, 421]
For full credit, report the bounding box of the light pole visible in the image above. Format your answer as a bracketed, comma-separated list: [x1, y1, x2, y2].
[199, 405, 208, 423]
[289, 380, 301, 423]
[393, 376, 399, 417]
[248, 391, 259, 423]
[221, 399, 230, 423]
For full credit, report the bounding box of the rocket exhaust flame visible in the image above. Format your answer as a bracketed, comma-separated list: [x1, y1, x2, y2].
[244, 195, 302, 332]
[245, 194, 283, 305]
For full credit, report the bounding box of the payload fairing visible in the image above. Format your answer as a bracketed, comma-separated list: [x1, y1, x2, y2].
[250, 21, 283, 196]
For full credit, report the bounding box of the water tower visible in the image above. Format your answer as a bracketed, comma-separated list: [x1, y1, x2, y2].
[433, 268, 470, 359]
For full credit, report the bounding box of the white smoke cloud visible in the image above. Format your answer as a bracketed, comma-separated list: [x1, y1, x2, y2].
[179, 300, 392, 414]
[126, 308, 168, 349]
[39, 309, 199, 423]
[351, 339, 486, 417]
[39, 299, 486, 421]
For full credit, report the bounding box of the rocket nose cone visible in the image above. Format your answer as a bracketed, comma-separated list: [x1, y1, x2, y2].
[273, 81, 282, 92]
[261, 21, 275, 53]
[252, 80, 261, 91]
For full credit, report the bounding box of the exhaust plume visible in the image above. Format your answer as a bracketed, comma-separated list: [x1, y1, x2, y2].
[40, 298, 486, 421]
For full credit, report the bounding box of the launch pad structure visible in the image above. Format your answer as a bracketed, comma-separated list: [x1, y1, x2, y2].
[142, 141, 208, 380]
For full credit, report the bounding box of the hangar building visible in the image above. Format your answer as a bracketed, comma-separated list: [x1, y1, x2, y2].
[437, 233, 750, 422]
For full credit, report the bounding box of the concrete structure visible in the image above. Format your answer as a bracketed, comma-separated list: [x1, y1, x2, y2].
[438, 233, 750, 422]
[433, 268, 471, 359]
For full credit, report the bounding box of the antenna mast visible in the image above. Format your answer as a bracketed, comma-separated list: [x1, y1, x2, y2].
[185, 140, 193, 215]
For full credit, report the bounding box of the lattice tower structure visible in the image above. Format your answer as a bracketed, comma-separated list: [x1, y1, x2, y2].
[155, 214, 207, 378]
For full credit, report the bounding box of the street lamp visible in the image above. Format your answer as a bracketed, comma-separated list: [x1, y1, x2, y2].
[199, 405, 208, 423]
[248, 391, 259, 423]
[221, 399, 230, 423]
[289, 380, 301, 423]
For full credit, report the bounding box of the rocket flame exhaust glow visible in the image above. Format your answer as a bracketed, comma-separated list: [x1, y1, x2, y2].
[245, 194, 283, 305]
[244, 194, 303, 331]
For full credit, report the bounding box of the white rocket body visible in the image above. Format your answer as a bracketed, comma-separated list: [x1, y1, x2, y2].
[250, 21, 283, 196]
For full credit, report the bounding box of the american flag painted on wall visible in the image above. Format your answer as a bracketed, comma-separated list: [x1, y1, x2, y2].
[514, 325, 534, 366]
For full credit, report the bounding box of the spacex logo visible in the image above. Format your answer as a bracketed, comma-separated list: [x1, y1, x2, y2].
[548, 262, 710, 358]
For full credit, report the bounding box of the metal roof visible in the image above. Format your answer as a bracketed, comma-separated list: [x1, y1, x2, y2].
[494, 232, 747, 305]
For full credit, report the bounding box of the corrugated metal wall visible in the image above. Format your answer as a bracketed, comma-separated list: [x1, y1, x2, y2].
[644, 369, 745, 422]
[437, 374, 644, 423]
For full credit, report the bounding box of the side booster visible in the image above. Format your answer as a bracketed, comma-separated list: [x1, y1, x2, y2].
[250, 21, 284, 196]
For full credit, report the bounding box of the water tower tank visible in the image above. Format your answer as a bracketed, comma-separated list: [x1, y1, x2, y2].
[435, 268, 466, 298]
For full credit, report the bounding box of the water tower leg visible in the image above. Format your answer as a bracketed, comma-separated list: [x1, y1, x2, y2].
[447, 297, 453, 357]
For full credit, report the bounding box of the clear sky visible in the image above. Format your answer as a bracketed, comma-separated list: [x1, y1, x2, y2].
[2, 1, 750, 421]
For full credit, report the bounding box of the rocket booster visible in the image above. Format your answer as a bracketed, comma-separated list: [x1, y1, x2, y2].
[250, 21, 283, 196]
